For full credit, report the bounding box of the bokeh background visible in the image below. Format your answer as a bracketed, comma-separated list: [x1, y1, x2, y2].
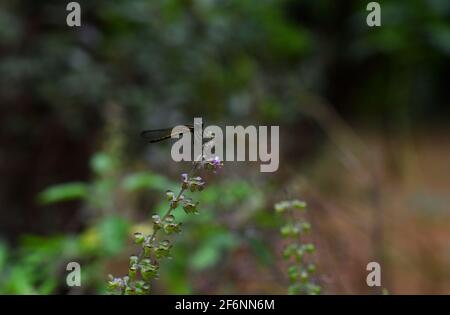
[0, 0, 449, 294]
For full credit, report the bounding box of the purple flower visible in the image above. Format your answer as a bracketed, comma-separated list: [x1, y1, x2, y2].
[211, 156, 221, 167]
[203, 156, 222, 173]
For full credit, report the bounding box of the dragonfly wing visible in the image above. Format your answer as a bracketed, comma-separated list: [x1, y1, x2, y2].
[141, 125, 194, 143]
[140, 128, 173, 143]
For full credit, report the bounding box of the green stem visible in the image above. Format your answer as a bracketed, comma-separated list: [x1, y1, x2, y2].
[129, 161, 201, 290]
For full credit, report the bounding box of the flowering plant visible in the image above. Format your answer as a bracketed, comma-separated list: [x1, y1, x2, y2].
[107, 156, 222, 295]
[274, 200, 321, 295]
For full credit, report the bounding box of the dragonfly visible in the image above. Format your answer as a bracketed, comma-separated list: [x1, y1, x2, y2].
[141, 123, 216, 162]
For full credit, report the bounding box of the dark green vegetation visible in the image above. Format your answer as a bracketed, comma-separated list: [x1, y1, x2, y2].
[0, 1, 449, 294]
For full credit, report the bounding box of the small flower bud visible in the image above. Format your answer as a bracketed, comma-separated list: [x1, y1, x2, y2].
[133, 232, 145, 245]
[144, 244, 152, 257]
[129, 255, 138, 267]
[304, 243, 315, 253]
[166, 190, 175, 201]
[128, 265, 137, 279]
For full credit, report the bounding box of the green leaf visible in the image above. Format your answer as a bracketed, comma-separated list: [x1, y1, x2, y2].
[37, 278, 58, 295]
[37, 182, 88, 205]
[90, 152, 116, 175]
[5, 266, 36, 294]
[189, 231, 238, 270]
[122, 172, 172, 192]
[189, 245, 220, 271]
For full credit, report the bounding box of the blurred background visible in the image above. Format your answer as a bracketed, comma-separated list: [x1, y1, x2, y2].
[0, 0, 449, 294]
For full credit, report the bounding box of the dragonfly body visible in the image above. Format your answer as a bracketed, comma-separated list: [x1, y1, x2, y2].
[140, 125, 195, 143]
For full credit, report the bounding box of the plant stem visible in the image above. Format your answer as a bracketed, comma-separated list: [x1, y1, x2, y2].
[134, 162, 200, 272]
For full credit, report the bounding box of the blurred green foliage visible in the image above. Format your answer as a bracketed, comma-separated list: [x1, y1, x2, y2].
[3, 148, 268, 294]
[0, 0, 448, 141]
[0, 216, 130, 294]
[275, 200, 320, 295]
[38, 183, 89, 205]
[0, 0, 448, 294]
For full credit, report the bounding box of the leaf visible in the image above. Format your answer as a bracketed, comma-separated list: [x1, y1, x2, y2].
[5, 266, 36, 294]
[189, 231, 238, 270]
[37, 182, 88, 205]
[37, 278, 58, 295]
[189, 245, 220, 271]
[90, 152, 116, 175]
[122, 172, 173, 192]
